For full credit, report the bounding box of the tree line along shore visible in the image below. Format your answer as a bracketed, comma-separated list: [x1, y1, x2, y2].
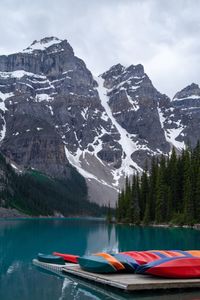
[115, 142, 200, 226]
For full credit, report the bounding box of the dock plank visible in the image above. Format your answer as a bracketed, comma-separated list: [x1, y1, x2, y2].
[62, 264, 200, 291]
[33, 260, 200, 292]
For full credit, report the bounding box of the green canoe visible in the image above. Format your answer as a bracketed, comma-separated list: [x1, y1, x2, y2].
[78, 255, 117, 273]
[38, 253, 65, 265]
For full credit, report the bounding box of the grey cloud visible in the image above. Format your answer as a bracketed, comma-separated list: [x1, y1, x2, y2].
[0, 0, 199, 97]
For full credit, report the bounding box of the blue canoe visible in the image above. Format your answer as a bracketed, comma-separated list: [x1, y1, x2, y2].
[38, 253, 65, 265]
[78, 255, 117, 273]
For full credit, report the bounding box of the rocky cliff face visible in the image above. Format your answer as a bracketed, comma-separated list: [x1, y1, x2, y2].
[0, 37, 199, 206]
[171, 83, 200, 148]
[100, 63, 171, 166]
[0, 37, 123, 204]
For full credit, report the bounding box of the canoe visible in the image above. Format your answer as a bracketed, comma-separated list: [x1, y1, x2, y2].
[111, 253, 139, 272]
[78, 255, 117, 273]
[148, 250, 192, 258]
[94, 253, 125, 271]
[37, 253, 65, 265]
[78, 253, 140, 274]
[121, 251, 162, 264]
[136, 256, 200, 278]
[121, 250, 192, 265]
[52, 252, 79, 263]
[186, 250, 200, 257]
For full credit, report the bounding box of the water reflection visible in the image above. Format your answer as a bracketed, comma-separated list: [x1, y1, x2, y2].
[115, 225, 200, 252]
[0, 219, 200, 300]
[32, 267, 200, 300]
[86, 223, 118, 254]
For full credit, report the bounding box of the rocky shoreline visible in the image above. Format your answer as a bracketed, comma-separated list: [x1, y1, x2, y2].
[0, 207, 30, 218]
[112, 220, 200, 230]
[0, 208, 102, 219]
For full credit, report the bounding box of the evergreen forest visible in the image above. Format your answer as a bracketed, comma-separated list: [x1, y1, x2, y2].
[116, 142, 200, 225]
[0, 154, 105, 216]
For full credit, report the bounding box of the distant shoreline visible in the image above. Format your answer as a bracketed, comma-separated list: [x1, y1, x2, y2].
[0, 207, 105, 220]
[0, 207, 30, 218]
[0, 208, 199, 230]
[113, 221, 200, 230]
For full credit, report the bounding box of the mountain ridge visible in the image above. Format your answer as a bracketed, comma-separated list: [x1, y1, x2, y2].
[0, 36, 199, 208]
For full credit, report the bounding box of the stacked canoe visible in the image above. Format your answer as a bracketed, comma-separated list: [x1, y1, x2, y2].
[37, 250, 200, 279]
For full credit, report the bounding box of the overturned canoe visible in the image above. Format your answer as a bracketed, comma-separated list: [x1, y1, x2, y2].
[121, 251, 164, 264]
[121, 250, 192, 265]
[136, 256, 200, 278]
[38, 253, 65, 265]
[78, 253, 140, 274]
[78, 255, 117, 273]
[111, 253, 139, 272]
[94, 253, 125, 271]
[52, 252, 79, 263]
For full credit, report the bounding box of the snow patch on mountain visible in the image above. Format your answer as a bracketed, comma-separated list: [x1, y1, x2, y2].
[35, 93, 53, 102]
[0, 92, 14, 106]
[165, 127, 185, 150]
[157, 107, 165, 130]
[157, 106, 185, 150]
[126, 91, 139, 111]
[96, 76, 142, 185]
[0, 70, 46, 79]
[64, 146, 118, 191]
[23, 37, 62, 53]
[0, 121, 6, 142]
[0, 91, 14, 141]
[173, 95, 200, 101]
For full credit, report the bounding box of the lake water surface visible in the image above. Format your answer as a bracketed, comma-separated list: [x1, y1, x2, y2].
[0, 218, 200, 300]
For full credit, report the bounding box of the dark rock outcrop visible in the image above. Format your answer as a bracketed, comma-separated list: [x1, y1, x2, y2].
[172, 83, 200, 147]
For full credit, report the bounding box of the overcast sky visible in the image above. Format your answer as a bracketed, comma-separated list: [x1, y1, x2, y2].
[0, 0, 199, 97]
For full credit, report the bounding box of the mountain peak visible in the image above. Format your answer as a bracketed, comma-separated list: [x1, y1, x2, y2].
[126, 63, 144, 74]
[100, 63, 125, 79]
[32, 36, 61, 45]
[173, 83, 200, 101]
[101, 63, 145, 81]
[187, 83, 199, 90]
[23, 36, 63, 53]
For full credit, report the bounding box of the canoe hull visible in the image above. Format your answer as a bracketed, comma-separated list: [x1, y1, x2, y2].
[137, 257, 200, 278]
[53, 252, 79, 263]
[78, 255, 117, 273]
[38, 253, 65, 265]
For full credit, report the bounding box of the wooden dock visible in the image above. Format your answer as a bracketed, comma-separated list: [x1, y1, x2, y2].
[33, 259, 200, 292]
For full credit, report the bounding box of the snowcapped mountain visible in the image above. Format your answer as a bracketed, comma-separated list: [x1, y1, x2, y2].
[0, 37, 199, 206]
[172, 83, 200, 148]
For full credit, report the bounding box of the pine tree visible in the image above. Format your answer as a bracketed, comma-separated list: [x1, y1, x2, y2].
[167, 147, 178, 217]
[140, 170, 149, 221]
[176, 154, 184, 214]
[194, 167, 200, 223]
[144, 157, 158, 223]
[129, 175, 140, 224]
[191, 143, 200, 222]
[183, 149, 194, 225]
[124, 176, 132, 222]
[155, 155, 167, 223]
[116, 190, 123, 222]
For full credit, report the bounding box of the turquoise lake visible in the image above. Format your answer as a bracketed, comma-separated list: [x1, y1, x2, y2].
[1, 218, 200, 300]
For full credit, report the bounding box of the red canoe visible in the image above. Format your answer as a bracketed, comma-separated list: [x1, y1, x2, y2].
[120, 250, 190, 265]
[137, 256, 200, 278]
[53, 252, 79, 263]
